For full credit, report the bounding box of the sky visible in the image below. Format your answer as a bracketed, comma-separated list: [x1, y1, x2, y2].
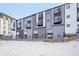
[0, 3, 63, 19]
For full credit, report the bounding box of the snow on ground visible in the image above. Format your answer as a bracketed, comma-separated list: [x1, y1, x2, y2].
[0, 40, 79, 56]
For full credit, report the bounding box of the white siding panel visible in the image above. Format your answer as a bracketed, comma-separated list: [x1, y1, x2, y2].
[65, 3, 77, 34]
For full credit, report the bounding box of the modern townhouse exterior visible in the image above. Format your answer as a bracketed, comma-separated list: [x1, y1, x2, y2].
[0, 13, 16, 39]
[15, 3, 79, 41]
[0, 3, 79, 41]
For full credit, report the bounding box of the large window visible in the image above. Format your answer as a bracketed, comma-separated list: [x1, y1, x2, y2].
[54, 16, 62, 24]
[53, 7, 62, 24]
[38, 12, 43, 26]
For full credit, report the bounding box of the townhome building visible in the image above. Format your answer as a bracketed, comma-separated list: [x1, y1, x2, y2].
[0, 13, 16, 39]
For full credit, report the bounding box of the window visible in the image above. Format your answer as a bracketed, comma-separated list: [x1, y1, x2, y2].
[66, 5, 70, 9]
[6, 17, 8, 20]
[54, 7, 62, 24]
[77, 8, 79, 21]
[54, 16, 62, 24]
[3, 31, 6, 34]
[54, 12, 61, 17]
[12, 29, 15, 31]
[0, 15, 3, 18]
[34, 34, 38, 38]
[27, 20, 31, 29]
[54, 7, 61, 13]
[67, 24, 70, 27]
[38, 12, 43, 26]
[77, 24, 79, 33]
[66, 15, 70, 18]
[13, 22, 15, 27]
[28, 21, 31, 23]
[8, 32, 10, 34]
[24, 35, 27, 38]
[77, 8, 79, 12]
[47, 33, 53, 35]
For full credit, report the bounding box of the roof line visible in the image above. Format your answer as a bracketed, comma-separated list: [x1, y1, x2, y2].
[19, 3, 70, 20]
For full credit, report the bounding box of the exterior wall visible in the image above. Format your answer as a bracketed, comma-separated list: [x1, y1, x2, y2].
[36, 11, 46, 38]
[20, 19, 24, 38]
[23, 18, 28, 38]
[16, 19, 21, 38]
[37, 27, 46, 38]
[27, 17, 33, 38]
[32, 15, 37, 38]
[65, 3, 77, 35]
[0, 13, 15, 39]
[53, 5, 65, 38]
[0, 18, 3, 36]
[53, 25, 64, 38]
[2, 16, 11, 37]
[45, 9, 53, 38]
[11, 19, 16, 39]
[23, 15, 36, 39]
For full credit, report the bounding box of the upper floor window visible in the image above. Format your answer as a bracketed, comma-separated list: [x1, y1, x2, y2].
[66, 15, 70, 18]
[53, 7, 62, 24]
[6, 17, 8, 20]
[77, 24, 79, 33]
[77, 8, 79, 21]
[38, 12, 43, 26]
[54, 7, 61, 13]
[54, 16, 62, 24]
[66, 5, 70, 9]
[27, 20, 31, 29]
[0, 15, 3, 18]
[66, 24, 70, 27]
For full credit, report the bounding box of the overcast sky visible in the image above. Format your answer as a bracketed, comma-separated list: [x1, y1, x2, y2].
[0, 3, 63, 19]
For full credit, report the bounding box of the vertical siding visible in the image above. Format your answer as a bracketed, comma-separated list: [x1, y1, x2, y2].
[45, 9, 53, 38]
